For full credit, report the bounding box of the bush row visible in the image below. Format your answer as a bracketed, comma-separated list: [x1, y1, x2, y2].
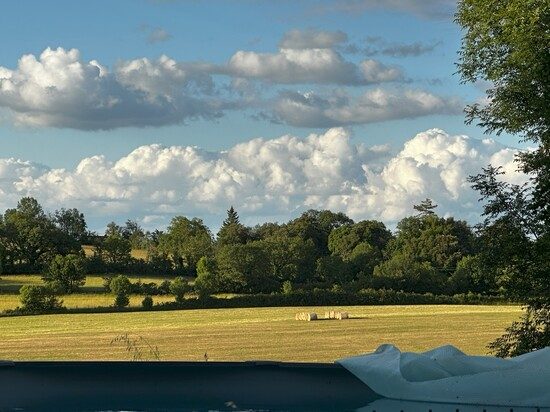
[1, 289, 510, 317]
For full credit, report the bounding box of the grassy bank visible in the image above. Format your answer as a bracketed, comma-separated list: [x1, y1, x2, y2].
[0, 305, 521, 362]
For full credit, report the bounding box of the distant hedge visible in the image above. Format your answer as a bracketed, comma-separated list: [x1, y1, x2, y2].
[1, 289, 511, 317]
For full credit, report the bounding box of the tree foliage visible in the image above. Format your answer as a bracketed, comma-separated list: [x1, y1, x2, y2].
[216, 206, 250, 247]
[457, 0, 550, 355]
[19, 285, 63, 312]
[457, 0, 550, 224]
[42, 254, 86, 293]
[159, 217, 213, 275]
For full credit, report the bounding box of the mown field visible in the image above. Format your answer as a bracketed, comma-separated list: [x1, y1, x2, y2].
[0, 305, 522, 362]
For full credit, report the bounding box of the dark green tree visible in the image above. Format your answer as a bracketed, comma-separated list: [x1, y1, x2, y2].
[102, 230, 132, 266]
[215, 242, 276, 293]
[457, 0, 550, 355]
[373, 211, 476, 294]
[42, 254, 87, 293]
[158, 216, 213, 275]
[285, 209, 353, 257]
[216, 206, 250, 247]
[328, 220, 393, 278]
[53, 208, 88, 244]
[0, 198, 62, 269]
[258, 234, 317, 284]
[413, 198, 438, 217]
[19, 285, 63, 313]
[170, 277, 190, 303]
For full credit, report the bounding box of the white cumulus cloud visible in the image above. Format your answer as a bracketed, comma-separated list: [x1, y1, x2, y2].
[268, 88, 463, 127]
[0, 47, 228, 130]
[225, 29, 403, 85]
[0, 128, 526, 229]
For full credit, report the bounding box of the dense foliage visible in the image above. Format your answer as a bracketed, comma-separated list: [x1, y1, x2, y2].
[457, 0, 550, 355]
[1, 198, 516, 299]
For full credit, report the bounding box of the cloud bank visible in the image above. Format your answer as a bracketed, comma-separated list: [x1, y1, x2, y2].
[0, 30, 464, 130]
[268, 88, 462, 127]
[0, 128, 525, 229]
[0, 47, 226, 130]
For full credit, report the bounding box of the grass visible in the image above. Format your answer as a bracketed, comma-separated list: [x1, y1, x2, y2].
[0, 305, 521, 362]
[0, 275, 238, 311]
[0, 293, 175, 311]
[82, 245, 148, 260]
[0, 274, 173, 294]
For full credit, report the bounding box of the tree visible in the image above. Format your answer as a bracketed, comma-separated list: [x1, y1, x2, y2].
[170, 277, 190, 303]
[53, 208, 88, 244]
[372, 211, 476, 294]
[285, 210, 353, 257]
[457, 0, 550, 355]
[328, 220, 393, 278]
[216, 206, 250, 247]
[122, 220, 147, 250]
[258, 234, 317, 284]
[215, 242, 276, 293]
[373, 255, 440, 293]
[413, 198, 438, 217]
[0, 198, 62, 269]
[19, 285, 63, 313]
[142, 295, 154, 309]
[109, 275, 132, 308]
[457, 0, 550, 225]
[42, 254, 86, 293]
[194, 256, 218, 297]
[158, 217, 213, 275]
[315, 254, 352, 285]
[102, 231, 132, 266]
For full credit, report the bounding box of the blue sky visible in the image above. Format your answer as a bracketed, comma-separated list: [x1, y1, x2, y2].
[0, 0, 524, 231]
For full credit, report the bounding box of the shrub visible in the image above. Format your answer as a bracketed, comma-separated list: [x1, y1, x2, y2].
[141, 295, 154, 309]
[195, 256, 218, 298]
[114, 293, 130, 308]
[159, 280, 172, 295]
[42, 254, 86, 293]
[109, 275, 132, 308]
[109, 275, 132, 296]
[170, 277, 189, 303]
[19, 285, 63, 313]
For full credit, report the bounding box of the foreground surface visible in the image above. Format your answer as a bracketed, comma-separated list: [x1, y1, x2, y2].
[0, 305, 521, 362]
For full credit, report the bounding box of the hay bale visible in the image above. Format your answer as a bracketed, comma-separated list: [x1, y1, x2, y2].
[335, 311, 348, 320]
[296, 312, 318, 321]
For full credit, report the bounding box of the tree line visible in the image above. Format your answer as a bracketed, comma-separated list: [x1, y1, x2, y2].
[0, 197, 531, 299]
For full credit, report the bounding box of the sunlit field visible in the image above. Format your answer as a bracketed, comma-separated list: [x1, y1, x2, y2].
[0, 305, 521, 362]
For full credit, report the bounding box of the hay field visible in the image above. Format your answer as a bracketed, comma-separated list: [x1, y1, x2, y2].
[0, 305, 521, 362]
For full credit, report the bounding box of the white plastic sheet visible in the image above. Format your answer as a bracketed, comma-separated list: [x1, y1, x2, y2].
[337, 344, 550, 407]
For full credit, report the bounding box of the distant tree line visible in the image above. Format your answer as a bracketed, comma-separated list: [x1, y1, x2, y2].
[0, 197, 535, 300]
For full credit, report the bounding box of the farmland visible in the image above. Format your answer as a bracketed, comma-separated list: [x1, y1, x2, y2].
[0, 305, 522, 362]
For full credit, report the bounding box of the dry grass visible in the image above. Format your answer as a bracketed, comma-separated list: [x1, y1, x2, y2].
[0, 305, 521, 362]
[0, 293, 174, 311]
[82, 245, 148, 260]
[0, 274, 173, 295]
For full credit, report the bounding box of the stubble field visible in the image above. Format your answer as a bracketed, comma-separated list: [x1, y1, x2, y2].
[0, 305, 521, 362]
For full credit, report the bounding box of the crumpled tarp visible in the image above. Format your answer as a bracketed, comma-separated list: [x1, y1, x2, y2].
[337, 344, 550, 407]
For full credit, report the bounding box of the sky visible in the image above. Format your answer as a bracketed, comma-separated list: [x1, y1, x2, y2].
[0, 0, 526, 232]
